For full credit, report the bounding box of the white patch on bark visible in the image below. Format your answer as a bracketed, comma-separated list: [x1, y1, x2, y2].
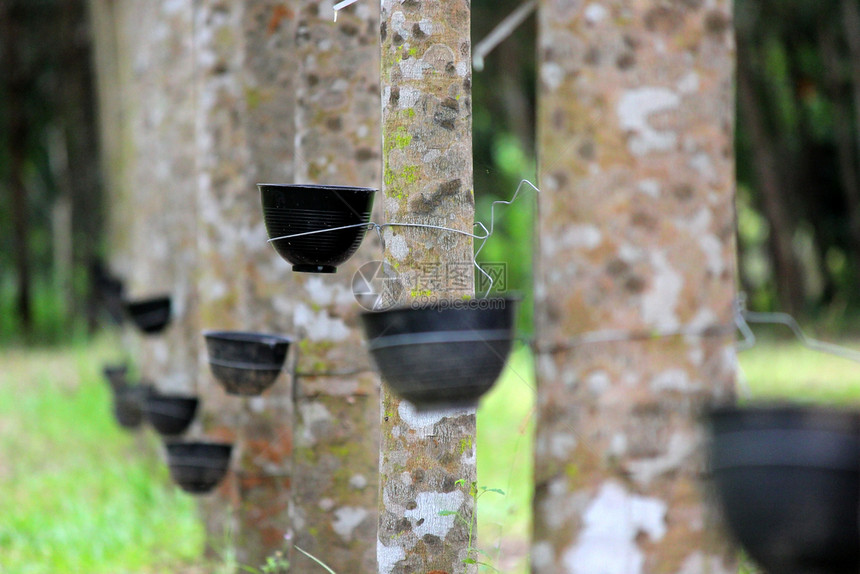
[584, 3, 608, 23]
[690, 151, 716, 181]
[637, 179, 661, 198]
[541, 62, 565, 91]
[304, 276, 353, 306]
[350, 474, 369, 489]
[399, 57, 426, 80]
[532, 541, 554, 570]
[390, 11, 410, 39]
[617, 87, 681, 155]
[675, 552, 734, 574]
[378, 539, 406, 574]
[385, 228, 409, 261]
[294, 302, 350, 341]
[332, 506, 369, 542]
[298, 401, 333, 446]
[586, 370, 611, 394]
[563, 481, 667, 574]
[650, 368, 694, 392]
[641, 250, 682, 331]
[404, 490, 465, 538]
[676, 72, 700, 94]
[398, 400, 474, 436]
[550, 433, 578, 459]
[627, 431, 698, 486]
[544, 224, 602, 258]
[398, 86, 421, 109]
[418, 18, 434, 36]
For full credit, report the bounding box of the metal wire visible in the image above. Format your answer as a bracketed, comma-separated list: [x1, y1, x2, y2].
[735, 295, 860, 364]
[265, 179, 541, 297]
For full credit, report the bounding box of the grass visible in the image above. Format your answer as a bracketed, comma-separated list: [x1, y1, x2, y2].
[4, 332, 860, 573]
[0, 339, 205, 574]
[476, 344, 534, 573]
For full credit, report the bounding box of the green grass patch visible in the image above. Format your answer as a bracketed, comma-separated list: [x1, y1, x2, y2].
[0, 340, 204, 573]
[477, 344, 534, 573]
[739, 336, 860, 404]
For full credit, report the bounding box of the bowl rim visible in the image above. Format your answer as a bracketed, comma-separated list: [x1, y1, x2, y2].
[257, 182, 377, 193]
[202, 330, 293, 345]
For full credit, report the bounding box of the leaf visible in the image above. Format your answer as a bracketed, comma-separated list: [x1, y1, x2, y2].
[483, 488, 505, 495]
[438, 510, 458, 516]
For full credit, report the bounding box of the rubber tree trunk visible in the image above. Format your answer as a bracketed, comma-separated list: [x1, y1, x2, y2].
[88, 0, 128, 283]
[289, 2, 381, 572]
[377, 1, 478, 573]
[193, 0, 298, 568]
[98, 0, 199, 396]
[532, 1, 737, 572]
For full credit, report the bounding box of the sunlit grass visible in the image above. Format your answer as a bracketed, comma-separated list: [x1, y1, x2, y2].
[739, 336, 860, 404]
[0, 340, 205, 574]
[477, 344, 534, 574]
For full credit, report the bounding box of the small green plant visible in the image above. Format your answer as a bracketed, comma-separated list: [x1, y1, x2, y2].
[238, 550, 291, 574]
[439, 479, 506, 571]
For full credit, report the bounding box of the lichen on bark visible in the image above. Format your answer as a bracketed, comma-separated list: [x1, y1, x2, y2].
[378, 1, 478, 573]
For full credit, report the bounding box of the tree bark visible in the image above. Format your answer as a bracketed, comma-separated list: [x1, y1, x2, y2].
[377, 1, 478, 573]
[289, 1, 381, 572]
[533, 1, 737, 571]
[193, 0, 297, 568]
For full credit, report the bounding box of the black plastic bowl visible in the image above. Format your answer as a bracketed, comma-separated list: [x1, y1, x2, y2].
[706, 404, 860, 574]
[102, 364, 128, 390]
[203, 331, 292, 395]
[145, 393, 199, 436]
[360, 298, 517, 410]
[112, 384, 152, 429]
[259, 183, 376, 273]
[124, 296, 172, 334]
[165, 441, 233, 495]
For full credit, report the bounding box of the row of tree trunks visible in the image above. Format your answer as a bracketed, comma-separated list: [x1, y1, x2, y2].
[533, 1, 737, 572]
[88, 1, 740, 573]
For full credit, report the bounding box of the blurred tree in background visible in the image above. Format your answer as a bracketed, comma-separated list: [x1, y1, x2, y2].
[4, 0, 860, 345]
[0, 0, 101, 344]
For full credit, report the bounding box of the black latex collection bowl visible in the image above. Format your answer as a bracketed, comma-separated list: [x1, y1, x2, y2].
[102, 364, 128, 390]
[203, 331, 292, 396]
[165, 441, 233, 495]
[112, 384, 152, 429]
[144, 393, 199, 436]
[124, 296, 172, 334]
[360, 298, 517, 410]
[706, 404, 860, 574]
[259, 183, 375, 273]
